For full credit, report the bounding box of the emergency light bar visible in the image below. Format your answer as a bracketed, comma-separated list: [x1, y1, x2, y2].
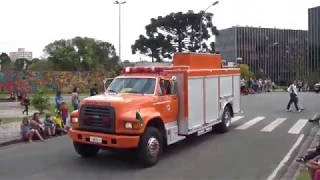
[121, 67, 167, 74]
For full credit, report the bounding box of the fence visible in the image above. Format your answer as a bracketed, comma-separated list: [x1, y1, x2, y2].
[0, 71, 105, 93]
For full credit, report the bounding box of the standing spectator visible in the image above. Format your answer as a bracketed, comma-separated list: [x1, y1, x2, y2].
[16, 87, 22, 101]
[298, 80, 303, 92]
[71, 87, 80, 110]
[59, 102, 68, 126]
[20, 117, 44, 142]
[21, 93, 30, 115]
[55, 90, 64, 110]
[90, 84, 98, 96]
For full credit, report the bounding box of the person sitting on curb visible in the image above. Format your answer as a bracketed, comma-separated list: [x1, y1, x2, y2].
[53, 111, 68, 135]
[30, 112, 49, 138]
[43, 114, 56, 136]
[296, 140, 320, 163]
[306, 155, 320, 180]
[20, 117, 44, 142]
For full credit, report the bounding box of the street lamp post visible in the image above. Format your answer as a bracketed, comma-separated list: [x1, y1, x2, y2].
[199, 1, 219, 52]
[263, 42, 278, 78]
[114, 1, 126, 62]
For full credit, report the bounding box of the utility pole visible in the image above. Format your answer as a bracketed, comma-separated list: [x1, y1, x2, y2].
[114, 1, 126, 62]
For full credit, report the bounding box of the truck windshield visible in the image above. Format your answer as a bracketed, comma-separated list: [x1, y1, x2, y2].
[107, 78, 156, 94]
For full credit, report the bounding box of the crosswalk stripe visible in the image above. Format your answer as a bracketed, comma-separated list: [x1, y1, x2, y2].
[231, 116, 244, 123]
[288, 119, 308, 134]
[261, 118, 287, 132]
[235, 116, 265, 130]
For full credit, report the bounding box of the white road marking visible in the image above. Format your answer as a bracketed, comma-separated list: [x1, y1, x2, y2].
[235, 116, 265, 130]
[261, 118, 287, 132]
[266, 134, 304, 180]
[231, 116, 244, 123]
[288, 119, 308, 134]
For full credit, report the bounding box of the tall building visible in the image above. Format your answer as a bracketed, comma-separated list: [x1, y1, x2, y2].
[308, 6, 320, 72]
[216, 26, 308, 84]
[9, 48, 33, 61]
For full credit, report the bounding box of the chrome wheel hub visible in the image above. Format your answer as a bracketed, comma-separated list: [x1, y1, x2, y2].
[224, 111, 231, 127]
[147, 137, 160, 157]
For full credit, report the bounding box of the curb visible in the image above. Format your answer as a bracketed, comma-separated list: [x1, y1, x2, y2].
[0, 138, 22, 147]
[280, 123, 319, 180]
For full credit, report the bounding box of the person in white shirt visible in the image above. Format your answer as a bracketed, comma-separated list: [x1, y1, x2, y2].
[286, 81, 301, 113]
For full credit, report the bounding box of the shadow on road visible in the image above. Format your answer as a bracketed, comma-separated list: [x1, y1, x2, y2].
[70, 131, 221, 170]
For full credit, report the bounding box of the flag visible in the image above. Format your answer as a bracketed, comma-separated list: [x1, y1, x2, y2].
[136, 111, 143, 125]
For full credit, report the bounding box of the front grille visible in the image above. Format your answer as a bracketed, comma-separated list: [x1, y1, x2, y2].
[79, 105, 115, 133]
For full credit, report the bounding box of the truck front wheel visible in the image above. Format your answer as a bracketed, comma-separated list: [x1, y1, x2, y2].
[137, 127, 163, 167]
[73, 141, 100, 158]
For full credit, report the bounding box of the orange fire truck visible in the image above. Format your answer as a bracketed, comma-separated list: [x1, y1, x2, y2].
[68, 52, 241, 167]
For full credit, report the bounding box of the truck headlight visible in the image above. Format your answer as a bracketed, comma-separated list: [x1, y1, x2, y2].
[71, 117, 78, 123]
[125, 122, 133, 129]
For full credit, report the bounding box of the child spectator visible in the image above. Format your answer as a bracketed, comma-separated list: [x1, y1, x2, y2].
[43, 114, 56, 136]
[297, 135, 320, 163]
[20, 117, 44, 142]
[53, 111, 68, 135]
[59, 102, 68, 126]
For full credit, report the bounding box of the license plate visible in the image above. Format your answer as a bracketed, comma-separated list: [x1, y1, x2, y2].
[89, 136, 102, 143]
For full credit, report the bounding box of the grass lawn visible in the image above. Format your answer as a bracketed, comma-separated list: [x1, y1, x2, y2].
[296, 168, 310, 180]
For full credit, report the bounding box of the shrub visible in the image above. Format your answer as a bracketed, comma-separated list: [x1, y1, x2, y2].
[31, 87, 51, 113]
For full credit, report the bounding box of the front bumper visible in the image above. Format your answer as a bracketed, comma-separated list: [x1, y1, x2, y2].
[69, 129, 140, 148]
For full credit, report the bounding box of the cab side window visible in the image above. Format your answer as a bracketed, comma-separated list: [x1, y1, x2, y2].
[159, 79, 171, 95]
[157, 85, 163, 96]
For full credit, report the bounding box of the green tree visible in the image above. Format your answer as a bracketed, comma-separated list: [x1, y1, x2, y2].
[132, 10, 219, 59]
[0, 52, 10, 64]
[28, 59, 53, 71]
[31, 87, 51, 113]
[44, 37, 119, 71]
[131, 34, 174, 62]
[239, 64, 254, 80]
[14, 58, 32, 70]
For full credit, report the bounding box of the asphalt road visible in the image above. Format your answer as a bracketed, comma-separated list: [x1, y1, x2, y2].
[0, 92, 318, 180]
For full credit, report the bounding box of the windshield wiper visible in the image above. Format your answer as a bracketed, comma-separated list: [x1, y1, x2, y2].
[107, 89, 118, 93]
[128, 90, 144, 95]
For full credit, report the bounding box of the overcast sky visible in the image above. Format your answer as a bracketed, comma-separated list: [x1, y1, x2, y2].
[0, 0, 319, 62]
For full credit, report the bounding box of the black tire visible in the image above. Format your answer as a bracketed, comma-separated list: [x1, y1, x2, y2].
[216, 106, 232, 134]
[73, 141, 100, 158]
[137, 127, 163, 167]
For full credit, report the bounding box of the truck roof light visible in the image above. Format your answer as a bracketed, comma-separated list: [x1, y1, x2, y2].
[121, 67, 165, 74]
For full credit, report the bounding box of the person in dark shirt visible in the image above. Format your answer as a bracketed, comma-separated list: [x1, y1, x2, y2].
[90, 84, 98, 96]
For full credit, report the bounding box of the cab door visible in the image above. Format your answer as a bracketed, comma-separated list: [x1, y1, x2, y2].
[155, 78, 178, 123]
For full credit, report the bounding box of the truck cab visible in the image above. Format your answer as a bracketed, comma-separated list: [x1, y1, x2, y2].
[68, 52, 241, 167]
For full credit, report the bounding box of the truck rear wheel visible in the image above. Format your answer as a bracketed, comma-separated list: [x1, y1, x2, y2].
[216, 106, 232, 134]
[73, 141, 100, 158]
[137, 127, 163, 167]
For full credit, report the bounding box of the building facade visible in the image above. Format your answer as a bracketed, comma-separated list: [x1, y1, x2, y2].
[308, 6, 320, 72]
[9, 48, 33, 61]
[216, 26, 308, 84]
